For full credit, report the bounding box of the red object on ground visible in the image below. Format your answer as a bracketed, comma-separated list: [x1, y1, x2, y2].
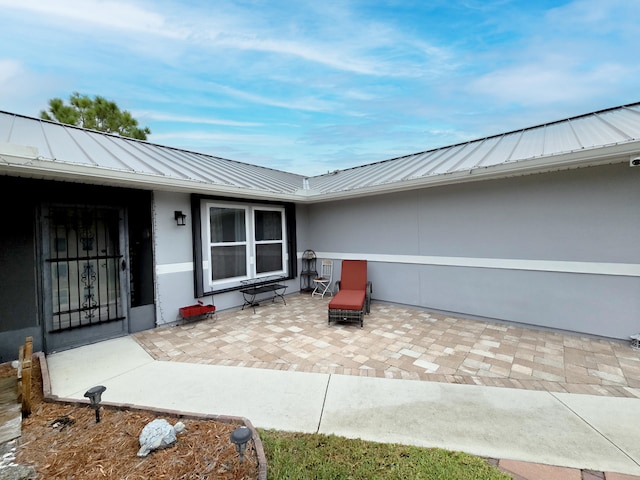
[179, 301, 216, 318]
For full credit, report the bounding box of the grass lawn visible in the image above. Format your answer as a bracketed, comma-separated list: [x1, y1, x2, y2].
[259, 430, 512, 479]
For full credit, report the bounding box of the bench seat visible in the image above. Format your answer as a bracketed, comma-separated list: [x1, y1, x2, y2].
[328, 290, 365, 311]
[328, 289, 366, 328]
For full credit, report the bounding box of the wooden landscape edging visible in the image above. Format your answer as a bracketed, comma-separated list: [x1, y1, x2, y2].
[18, 336, 32, 417]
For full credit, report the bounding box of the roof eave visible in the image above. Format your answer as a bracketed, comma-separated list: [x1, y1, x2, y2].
[302, 142, 640, 203]
[0, 154, 303, 202]
[2, 141, 638, 204]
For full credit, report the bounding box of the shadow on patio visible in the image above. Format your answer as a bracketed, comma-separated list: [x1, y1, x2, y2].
[134, 293, 640, 398]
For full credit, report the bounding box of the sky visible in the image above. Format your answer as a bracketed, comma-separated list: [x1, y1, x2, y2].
[1, 0, 639, 177]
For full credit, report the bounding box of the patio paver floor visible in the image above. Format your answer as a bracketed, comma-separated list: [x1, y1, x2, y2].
[134, 294, 640, 398]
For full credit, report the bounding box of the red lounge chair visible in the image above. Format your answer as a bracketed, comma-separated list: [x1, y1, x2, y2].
[328, 260, 372, 328]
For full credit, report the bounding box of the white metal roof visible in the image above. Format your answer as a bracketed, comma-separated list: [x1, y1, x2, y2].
[308, 102, 640, 200]
[0, 112, 305, 200]
[1, 102, 640, 202]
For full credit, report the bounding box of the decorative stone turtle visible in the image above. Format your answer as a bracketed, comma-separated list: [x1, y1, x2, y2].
[137, 419, 185, 457]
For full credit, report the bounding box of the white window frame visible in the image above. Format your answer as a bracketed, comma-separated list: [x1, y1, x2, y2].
[253, 205, 287, 278]
[205, 201, 288, 289]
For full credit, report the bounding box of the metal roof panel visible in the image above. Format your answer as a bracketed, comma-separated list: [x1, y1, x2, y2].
[0, 113, 305, 194]
[508, 127, 546, 161]
[570, 115, 622, 148]
[445, 136, 503, 172]
[2, 102, 640, 199]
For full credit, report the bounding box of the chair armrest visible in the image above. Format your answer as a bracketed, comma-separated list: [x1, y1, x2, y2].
[335, 280, 341, 291]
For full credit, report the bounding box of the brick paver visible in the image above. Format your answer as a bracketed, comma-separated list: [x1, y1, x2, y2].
[134, 293, 640, 398]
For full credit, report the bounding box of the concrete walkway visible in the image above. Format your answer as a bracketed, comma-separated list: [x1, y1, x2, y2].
[45, 336, 640, 478]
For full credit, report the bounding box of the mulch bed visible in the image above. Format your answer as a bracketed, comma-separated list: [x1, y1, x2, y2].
[0, 358, 260, 479]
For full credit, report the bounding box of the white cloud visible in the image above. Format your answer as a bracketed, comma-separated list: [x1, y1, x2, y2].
[471, 62, 631, 106]
[463, 1, 640, 109]
[0, 59, 66, 115]
[1, 0, 639, 177]
[1, 0, 456, 81]
[141, 111, 263, 127]
[0, 58, 21, 84]
[545, 0, 640, 34]
[175, 2, 454, 78]
[208, 84, 338, 113]
[152, 131, 297, 149]
[206, 34, 377, 76]
[0, 0, 185, 38]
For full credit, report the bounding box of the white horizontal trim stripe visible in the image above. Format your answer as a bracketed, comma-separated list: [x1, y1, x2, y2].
[156, 260, 210, 275]
[304, 252, 640, 277]
[162, 255, 640, 277]
[156, 262, 194, 275]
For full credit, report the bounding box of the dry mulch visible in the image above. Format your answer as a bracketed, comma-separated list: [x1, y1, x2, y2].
[0, 358, 260, 479]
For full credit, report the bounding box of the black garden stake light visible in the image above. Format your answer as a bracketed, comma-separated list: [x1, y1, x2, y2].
[84, 385, 107, 423]
[230, 426, 252, 463]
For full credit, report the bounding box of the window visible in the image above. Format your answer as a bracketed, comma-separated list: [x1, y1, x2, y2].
[254, 209, 284, 274]
[206, 202, 287, 287]
[192, 195, 297, 296]
[209, 206, 248, 281]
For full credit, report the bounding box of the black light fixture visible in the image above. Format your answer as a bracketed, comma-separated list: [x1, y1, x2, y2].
[84, 385, 107, 423]
[174, 210, 187, 226]
[230, 426, 252, 463]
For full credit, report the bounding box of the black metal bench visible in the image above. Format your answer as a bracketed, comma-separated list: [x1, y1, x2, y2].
[240, 276, 288, 313]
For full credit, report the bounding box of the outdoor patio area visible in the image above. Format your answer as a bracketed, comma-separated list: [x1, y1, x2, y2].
[134, 293, 640, 398]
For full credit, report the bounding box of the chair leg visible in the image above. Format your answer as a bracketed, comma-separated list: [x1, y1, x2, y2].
[314, 280, 332, 298]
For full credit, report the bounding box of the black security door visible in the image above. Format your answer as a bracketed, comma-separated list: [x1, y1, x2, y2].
[42, 204, 129, 352]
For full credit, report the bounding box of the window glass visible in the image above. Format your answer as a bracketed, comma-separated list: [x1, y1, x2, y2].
[254, 209, 284, 275]
[256, 243, 283, 273]
[210, 207, 246, 242]
[209, 206, 248, 283]
[255, 210, 282, 241]
[210, 245, 247, 280]
[204, 202, 287, 287]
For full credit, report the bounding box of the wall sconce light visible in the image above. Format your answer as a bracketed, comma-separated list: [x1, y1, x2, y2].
[230, 426, 252, 463]
[174, 210, 187, 226]
[84, 385, 107, 423]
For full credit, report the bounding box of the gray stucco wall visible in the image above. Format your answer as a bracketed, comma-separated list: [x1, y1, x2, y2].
[307, 163, 640, 340]
[153, 192, 199, 325]
[153, 192, 308, 325]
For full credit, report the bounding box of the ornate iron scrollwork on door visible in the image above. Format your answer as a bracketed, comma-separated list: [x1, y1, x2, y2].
[47, 205, 124, 331]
